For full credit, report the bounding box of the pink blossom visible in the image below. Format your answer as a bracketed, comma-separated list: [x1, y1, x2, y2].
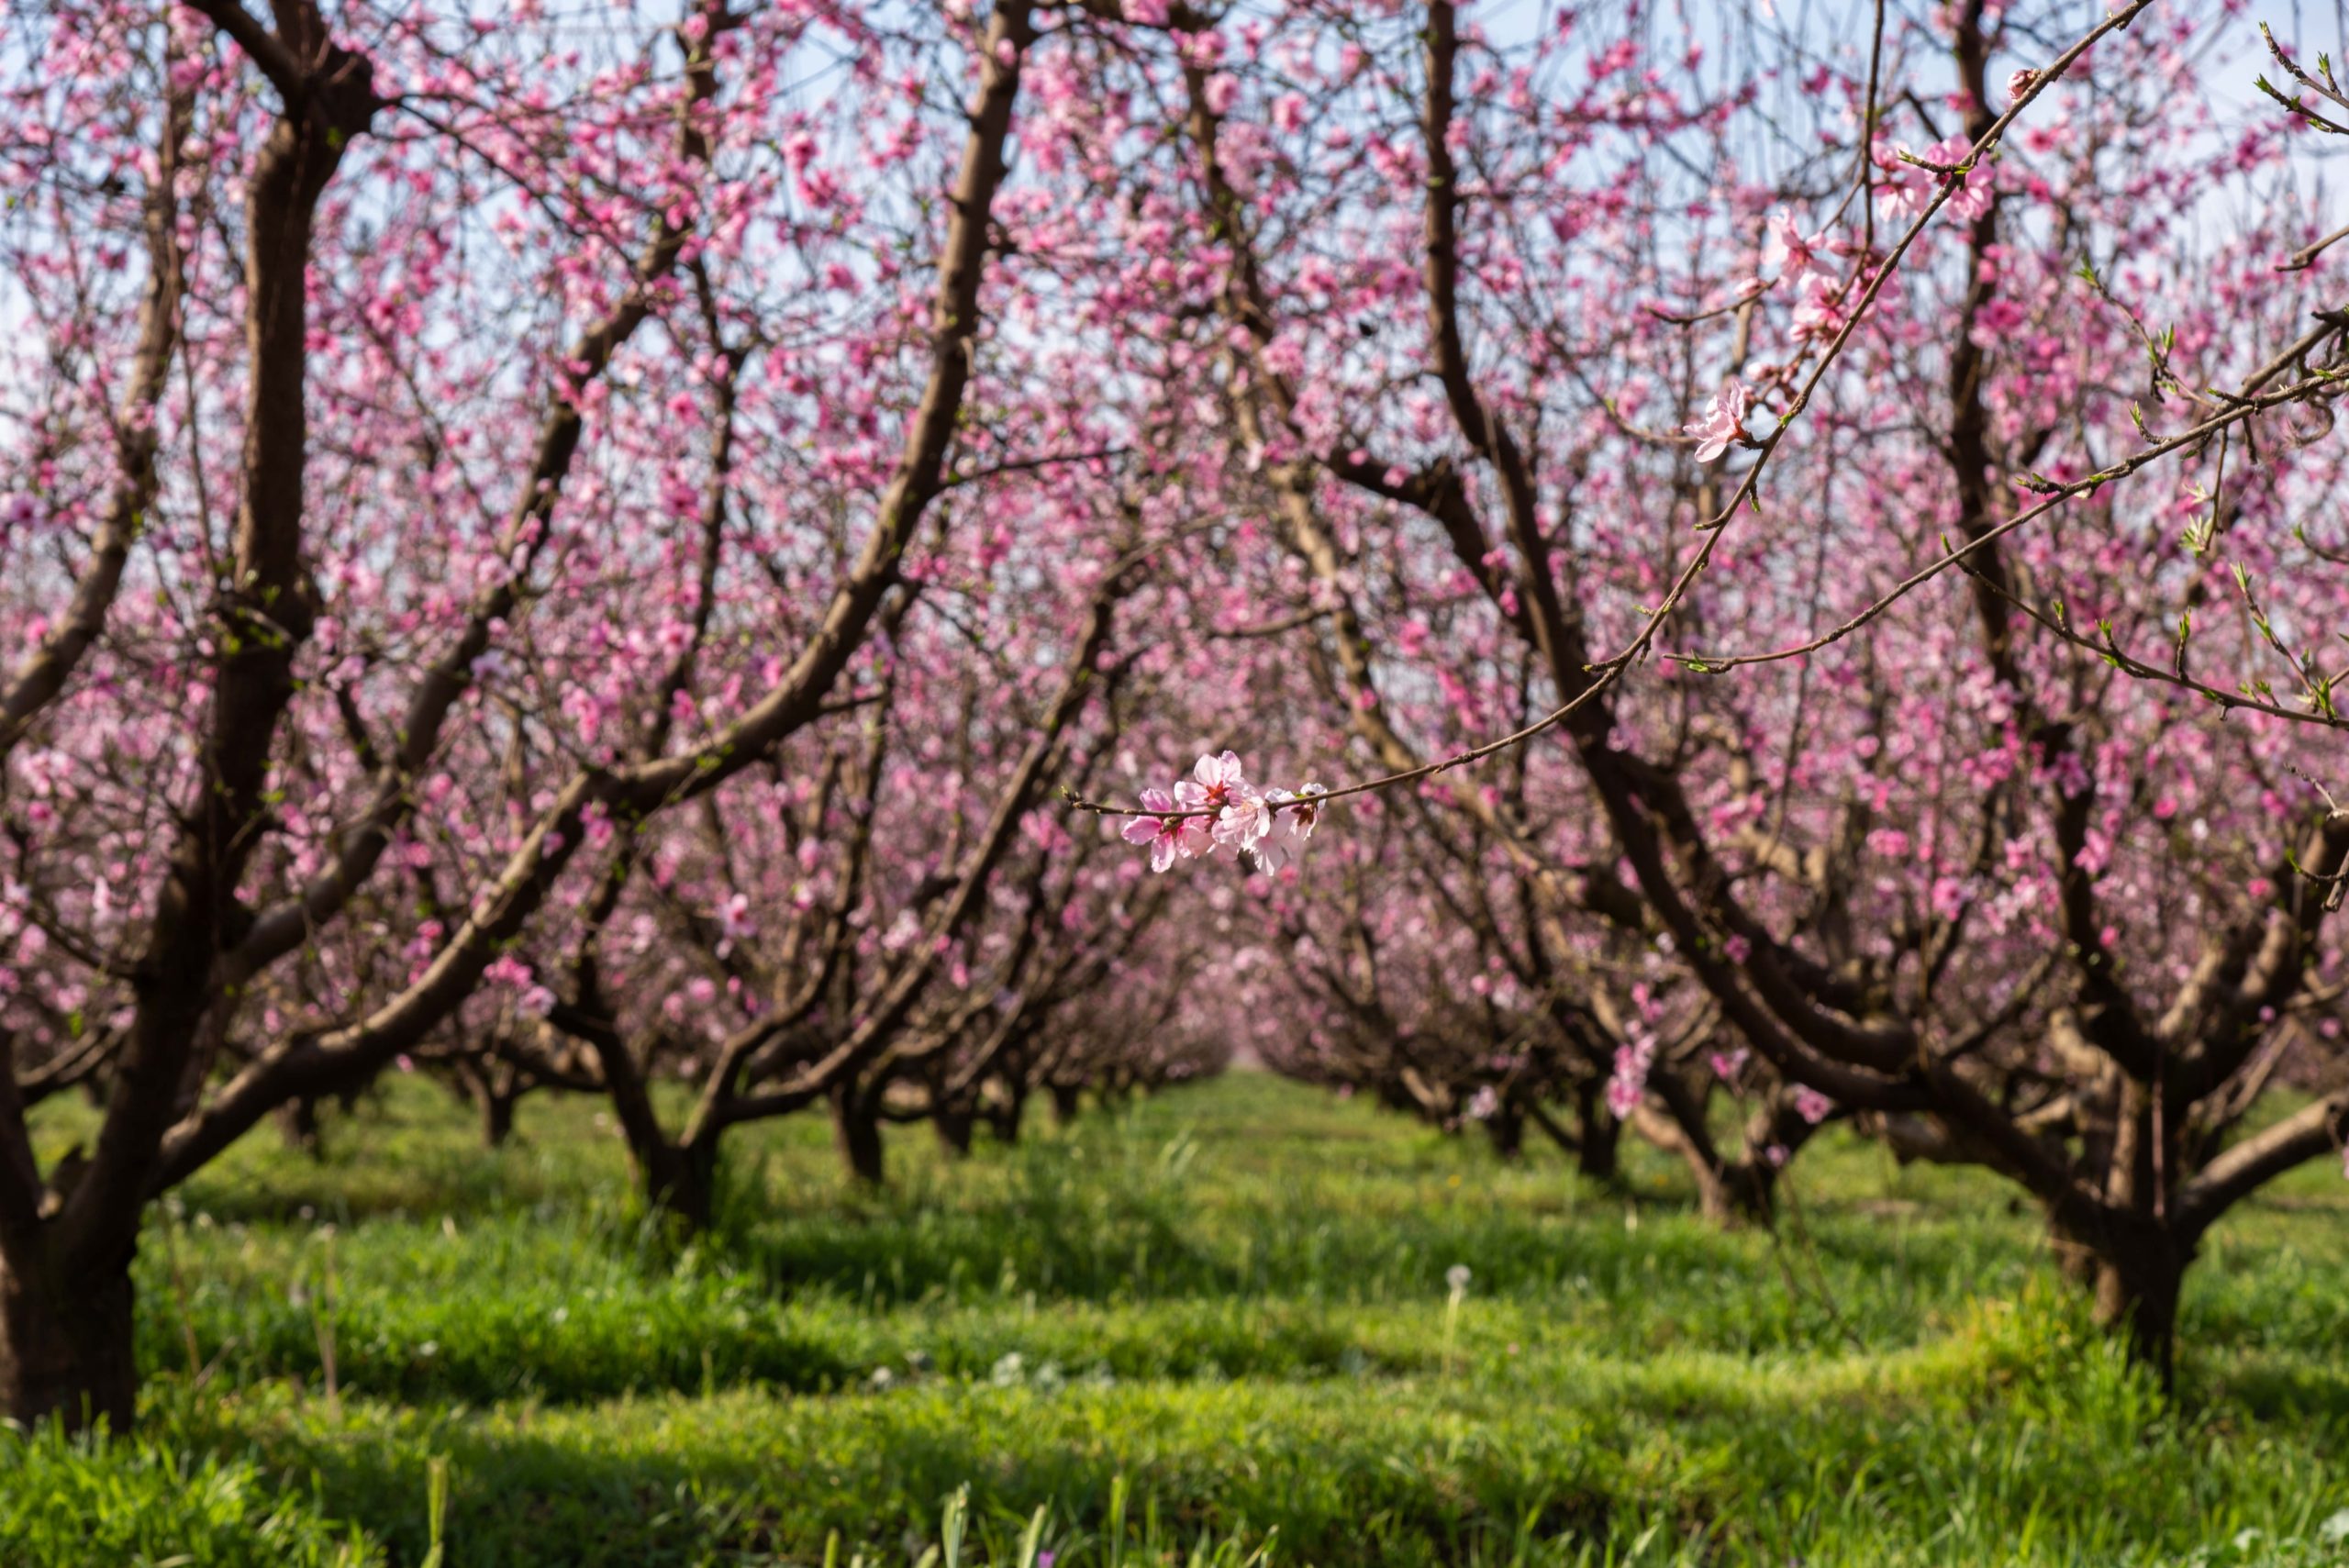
[1121, 787, 1188, 873]
[1607, 1033, 1656, 1116]
[1761, 213, 1820, 277]
[1882, 136, 1992, 223]
[1174, 751, 1248, 816]
[1793, 1086, 1834, 1125]
[1789, 272, 1846, 343]
[716, 892, 756, 954]
[2073, 828, 2112, 875]
[1684, 382, 1751, 463]
[1252, 784, 1329, 872]
[1215, 788, 1276, 858]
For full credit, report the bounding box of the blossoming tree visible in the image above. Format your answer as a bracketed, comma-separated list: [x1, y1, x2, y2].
[1085, 0, 2349, 1377]
[0, 0, 1060, 1429]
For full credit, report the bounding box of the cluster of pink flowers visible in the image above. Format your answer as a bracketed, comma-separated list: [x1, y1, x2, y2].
[1124, 751, 1330, 873]
[1875, 134, 1996, 225]
[1606, 1030, 1656, 1117]
[482, 952, 556, 1018]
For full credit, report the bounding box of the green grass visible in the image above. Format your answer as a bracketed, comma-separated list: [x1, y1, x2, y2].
[10, 1073, 2349, 1565]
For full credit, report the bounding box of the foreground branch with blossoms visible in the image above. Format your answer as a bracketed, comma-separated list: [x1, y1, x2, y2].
[1118, 753, 1329, 874]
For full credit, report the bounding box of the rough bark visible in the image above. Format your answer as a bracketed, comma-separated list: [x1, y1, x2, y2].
[985, 1084, 1028, 1145]
[1482, 1105, 1525, 1160]
[0, 1248, 138, 1434]
[633, 1137, 718, 1232]
[1570, 1082, 1620, 1184]
[275, 1095, 323, 1158]
[831, 1084, 885, 1185]
[479, 1085, 517, 1149]
[932, 1104, 975, 1157]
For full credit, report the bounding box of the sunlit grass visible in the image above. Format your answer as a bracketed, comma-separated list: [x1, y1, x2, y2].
[10, 1073, 2347, 1564]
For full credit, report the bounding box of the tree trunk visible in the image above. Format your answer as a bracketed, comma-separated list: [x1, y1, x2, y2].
[2042, 1203, 2102, 1289]
[479, 1084, 517, 1148]
[631, 1137, 716, 1232]
[2093, 1242, 2182, 1387]
[1687, 1155, 1776, 1226]
[0, 1246, 138, 1434]
[1483, 1106, 1524, 1160]
[831, 1085, 885, 1185]
[985, 1085, 1026, 1145]
[1572, 1084, 1620, 1184]
[1635, 1078, 1776, 1226]
[2050, 1210, 2185, 1387]
[275, 1095, 322, 1158]
[1049, 1082, 1081, 1127]
[932, 1104, 974, 1157]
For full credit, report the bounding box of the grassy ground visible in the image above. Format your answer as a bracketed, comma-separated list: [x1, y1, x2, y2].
[8, 1073, 2348, 1566]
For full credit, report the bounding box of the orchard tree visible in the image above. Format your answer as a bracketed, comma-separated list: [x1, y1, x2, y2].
[0, 0, 1053, 1429]
[1087, 0, 2349, 1377]
[1264, 786, 1836, 1210]
[533, 557, 1151, 1212]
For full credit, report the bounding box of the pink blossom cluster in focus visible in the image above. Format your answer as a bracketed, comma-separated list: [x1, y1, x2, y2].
[1123, 751, 1330, 873]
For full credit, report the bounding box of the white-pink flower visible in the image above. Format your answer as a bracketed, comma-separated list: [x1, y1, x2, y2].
[716, 891, 756, 955]
[1942, 139, 1994, 221]
[1174, 751, 1248, 815]
[1873, 141, 1929, 220]
[1121, 786, 1188, 873]
[1214, 788, 1276, 858]
[1879, 136, 1991, 223]
[1760, 212, 1820, 278]
[1684, 382, 1751, 463]
[1793, 1086, 1834, 1124]
[1788, 272, 1846, 344]
[1252, 783, 1329, 872]
[1176, 751, 1261, 859]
